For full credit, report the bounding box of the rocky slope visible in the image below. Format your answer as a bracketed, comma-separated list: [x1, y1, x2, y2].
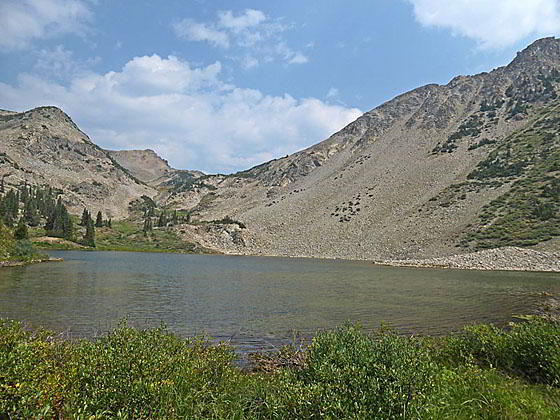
[159, 37, 560, 260]
[106, 149, 206, 185]
[0, 106, 156, 219]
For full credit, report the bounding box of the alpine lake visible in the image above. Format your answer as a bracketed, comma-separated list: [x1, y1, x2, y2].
[1, 250, 559, 355]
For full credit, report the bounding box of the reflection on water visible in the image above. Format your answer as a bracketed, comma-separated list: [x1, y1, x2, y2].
[1, 250, 559, 352]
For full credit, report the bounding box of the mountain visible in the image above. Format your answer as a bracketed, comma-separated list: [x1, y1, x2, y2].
[0, 38, 558, 260]
[160, 37, 560, 259]
[0, 106, 156, 219]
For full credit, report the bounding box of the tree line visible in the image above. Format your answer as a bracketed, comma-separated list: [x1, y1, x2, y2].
[0, 182, 111, 248]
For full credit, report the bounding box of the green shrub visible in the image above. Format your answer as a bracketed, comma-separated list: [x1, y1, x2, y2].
[444, 321, 560, 386]
[1, 320, 559, 419]
[294, 324, 438, 419]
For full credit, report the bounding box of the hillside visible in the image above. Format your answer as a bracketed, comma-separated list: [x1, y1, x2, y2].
[0, 106, 156, 219]
[159, 37, 560, 260]
[0, 38, 559, 263]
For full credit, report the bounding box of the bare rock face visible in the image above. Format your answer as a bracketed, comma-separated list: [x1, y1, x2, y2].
[0, 106, 156, 219]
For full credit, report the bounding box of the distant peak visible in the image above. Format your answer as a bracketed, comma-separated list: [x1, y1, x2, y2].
[508, 37, 560, 68]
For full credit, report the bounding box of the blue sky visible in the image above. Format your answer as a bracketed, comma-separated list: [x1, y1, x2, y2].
[1, 0, 560, 173]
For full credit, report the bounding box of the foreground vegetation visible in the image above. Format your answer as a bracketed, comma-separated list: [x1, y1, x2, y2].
[1, 319, 559, 419]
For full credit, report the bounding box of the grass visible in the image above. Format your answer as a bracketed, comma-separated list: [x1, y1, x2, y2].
[1, 319, 559, 419]
[94, 220, 208, 254]
[29, 219, 212, 255]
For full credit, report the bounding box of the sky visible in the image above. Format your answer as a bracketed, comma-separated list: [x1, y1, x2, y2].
[1, 1, 560, 174]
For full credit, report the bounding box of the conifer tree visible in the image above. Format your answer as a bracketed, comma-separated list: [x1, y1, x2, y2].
[24, 199, 40, 227]
[95, 211, 103, 228]
[62, 207, 73, 241]
[80, 208, 90, 226]
[143, 218, 153, 236]
[14, 217, 28, 240]
[157, 211, 167, 227]
[83, 219, 95, 247]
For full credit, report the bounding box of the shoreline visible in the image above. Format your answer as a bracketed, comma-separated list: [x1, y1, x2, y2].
[36, 244, 560, 273]
[0, 256, 63, 268]
[378, 246, 560, 273]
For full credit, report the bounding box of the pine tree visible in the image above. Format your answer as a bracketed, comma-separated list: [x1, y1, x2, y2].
[80, 208, 90, 226]
[14, 217, 28, 240]
[83, 219, 95, 247]
[106, 218, 112, 228]
[20, 184, 29, 204]
[24, 199, 40, 227]
[62, 207, 73, 241]
[172, 210, 178, 225]
[46, 197, 73, 240]
[143, 218, 153, 236]
[95, 211, 103, 228]
[157, 211, 167, 227]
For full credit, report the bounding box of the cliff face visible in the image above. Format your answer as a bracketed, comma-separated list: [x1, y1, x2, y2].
[0, 106, 156, 219]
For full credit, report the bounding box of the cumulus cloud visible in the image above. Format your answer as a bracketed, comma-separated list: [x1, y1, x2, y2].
[408, 0, 560, 49]
[0, 54, 361, 173]
[173, 9, 309, 66]
[0, 0, 92, 51]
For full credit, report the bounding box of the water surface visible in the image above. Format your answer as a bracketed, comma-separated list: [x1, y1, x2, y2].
[1, 250, 559, 352]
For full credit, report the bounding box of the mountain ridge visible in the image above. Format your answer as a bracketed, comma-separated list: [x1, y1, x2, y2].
[1, 37, 559, 261]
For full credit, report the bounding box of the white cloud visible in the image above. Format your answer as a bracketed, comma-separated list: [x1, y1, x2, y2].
[288, 53, 309, 64]
[217, 9, 266, 32]
[173, 19, 230, 48]
[0, 54, 362, 173]
[326, 87, 339, 99]
[0, 0, 92, 51]
[173, 9, 309, 66]
[33, 45, 100, 81]
[408, 0, 560, 49]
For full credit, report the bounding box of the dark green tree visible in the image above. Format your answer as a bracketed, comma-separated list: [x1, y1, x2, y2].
[14, 217, 28, 240]
[143, 218, 153, 236]
[46, 197, 73, 240]
[83, 219, 95, 247]
[157, 211, 167, 227]
[24, 199, 40, 227]
[95, 211, 103, 228]
[80, 208, 91, 226]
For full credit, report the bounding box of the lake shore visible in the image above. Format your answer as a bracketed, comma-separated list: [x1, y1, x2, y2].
[0, 256, 63, 268]
[378, 246, 560, 273]
[34, 238, 560, 273]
